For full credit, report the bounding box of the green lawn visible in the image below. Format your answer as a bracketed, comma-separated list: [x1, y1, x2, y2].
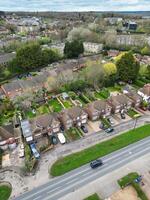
[100, 117, 111, 128]
[118, 172, 148, 200]
[127, 109, 141, 118]
[61, 99, 73, 109]
[25, 110, 36, 119]
[48, 99, 63, 112]
[50, 124, 150, 176]
[95, 89, 110, 99]
[107, 85, 122, 92]
[0, 185, 12, 200]
[37, 104, 50, 114]
[66, 128, 81, 141]
[84, 193, 101, 200]
[118, 172, 139, 188]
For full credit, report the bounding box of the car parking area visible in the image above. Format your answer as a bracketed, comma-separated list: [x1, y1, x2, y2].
[114, 113, 132, 123]
[87, 121, 101, 133]
[107, 116, 119, 126]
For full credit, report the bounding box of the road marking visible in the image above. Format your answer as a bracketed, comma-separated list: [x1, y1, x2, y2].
[33, 195, 42, 200]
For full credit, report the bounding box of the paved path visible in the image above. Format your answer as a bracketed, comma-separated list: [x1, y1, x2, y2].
[14, 134, 150, 200]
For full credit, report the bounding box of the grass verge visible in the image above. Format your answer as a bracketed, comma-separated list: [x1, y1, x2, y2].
[118, 172, 148, 200]
[0, 185, 12, 200]
[50, 124, 150, 176]
[84, 193, 101, 200]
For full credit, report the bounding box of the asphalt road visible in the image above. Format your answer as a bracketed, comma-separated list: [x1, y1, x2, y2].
[15, 135, 150, 200]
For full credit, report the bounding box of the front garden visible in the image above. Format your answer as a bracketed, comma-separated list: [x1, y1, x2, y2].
[65, 127, 82, 141]
[127, 108, 141, 118]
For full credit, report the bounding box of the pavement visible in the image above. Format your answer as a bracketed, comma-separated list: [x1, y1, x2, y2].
[14, 134, 150, 200]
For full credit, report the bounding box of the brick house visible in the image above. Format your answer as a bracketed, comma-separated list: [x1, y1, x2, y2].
[108, 94, 133, 114]
[84, 100, 112, 121]
[138, 84, 150, 103]
[59, 107, 88, 129]
[123, 86, 142, 107]
[32, 114, 60, 137]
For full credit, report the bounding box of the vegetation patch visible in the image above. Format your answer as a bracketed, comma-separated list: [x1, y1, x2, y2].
[84, 193, 101, 200]
[118, 172, 148, 200]
[66, 128, 81, 141]
[127, 109, 141, 118]
[48, 99, 63, 112]
[50, 124, 150, 176]
[96, 88, 110, 99]
[37, 104, 50, 114]
[0, 184, 12, 200]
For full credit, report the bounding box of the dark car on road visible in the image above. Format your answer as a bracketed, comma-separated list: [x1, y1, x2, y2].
[90, 159, 103, 169]
[105, 127, 114, 133]
[81, 125, 88, 133]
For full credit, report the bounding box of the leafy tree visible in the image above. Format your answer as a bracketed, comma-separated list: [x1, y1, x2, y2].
[141, 46, 150, 55]
[147, 65, 150, 77]
[15, 42, 43, 70]
[81, 61, 105, 89]
[42, 49, 60, 64]
[103, 62, 117, 75]
[116, 52, 140, 82]
[64, 40, 84, 58]
[9, 42, 60, 72]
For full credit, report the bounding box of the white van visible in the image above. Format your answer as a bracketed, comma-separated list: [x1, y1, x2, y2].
[57, 133, 66, 144]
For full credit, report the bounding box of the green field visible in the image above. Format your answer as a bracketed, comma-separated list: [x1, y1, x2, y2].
[50, 124, 150, 176]
[84, 193, 101, 200]
[0, 185, 12, 200]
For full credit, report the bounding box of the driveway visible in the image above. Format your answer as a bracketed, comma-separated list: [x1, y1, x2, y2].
[114, 113, 132, 123]
[87, 120, 100, 133]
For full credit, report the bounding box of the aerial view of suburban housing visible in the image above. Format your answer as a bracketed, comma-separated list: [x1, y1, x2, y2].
[0, 1, 150, 200]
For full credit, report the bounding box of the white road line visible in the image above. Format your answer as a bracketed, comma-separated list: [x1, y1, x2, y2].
[32, 195, 42, 200]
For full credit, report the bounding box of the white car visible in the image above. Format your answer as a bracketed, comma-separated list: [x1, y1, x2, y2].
[57, 133, 66, 144]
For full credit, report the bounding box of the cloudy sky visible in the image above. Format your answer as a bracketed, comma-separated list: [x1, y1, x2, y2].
[0, 0, 150, 11]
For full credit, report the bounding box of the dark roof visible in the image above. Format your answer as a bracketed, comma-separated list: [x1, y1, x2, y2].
[0, 123, 18, 141]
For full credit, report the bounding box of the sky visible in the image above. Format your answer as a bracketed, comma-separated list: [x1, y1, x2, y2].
[0, 0, 150, 12]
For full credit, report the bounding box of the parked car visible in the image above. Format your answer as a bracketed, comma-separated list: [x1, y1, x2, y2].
[30, 143, 40, 159]
[57, 133, 66, 144]
[49, 135, 58, 145]
[107, 117, 114, 125]
[120, 113, 126, 119]
[105, 127, 114, 133]
[81, 125, 88, 133]
[90, 159, 103, 169]
[60, 125, 65, 132]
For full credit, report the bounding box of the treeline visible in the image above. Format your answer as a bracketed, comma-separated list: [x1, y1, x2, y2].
[8, 42, 61, 73]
